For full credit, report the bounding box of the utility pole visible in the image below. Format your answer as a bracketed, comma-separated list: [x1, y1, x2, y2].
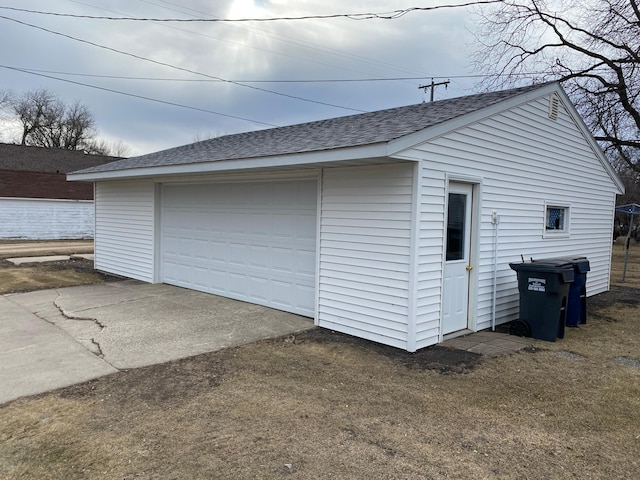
[419, 78, 450, 102]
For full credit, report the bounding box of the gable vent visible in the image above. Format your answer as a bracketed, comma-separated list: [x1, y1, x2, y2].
[549, 93, 560, 120]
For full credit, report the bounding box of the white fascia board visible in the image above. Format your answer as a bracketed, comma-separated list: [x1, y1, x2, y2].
[387, 82, 561, 157]
[67, 142, 394, 182]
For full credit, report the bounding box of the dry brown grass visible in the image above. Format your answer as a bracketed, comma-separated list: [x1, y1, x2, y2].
[1, 249, 639, 479]
[0, 260, 110, 295]
[611, 240, 640, 289]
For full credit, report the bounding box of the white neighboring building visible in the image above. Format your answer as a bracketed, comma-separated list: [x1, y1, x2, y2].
[0, 143, 119, 240]
[69, 83, 623, 351]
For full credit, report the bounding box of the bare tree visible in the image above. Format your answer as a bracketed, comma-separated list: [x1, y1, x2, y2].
[192, 129, 224, 143]
[0, 89, 11, 109]
[473, 0, 640, 172]
[61, 101, 95, 150]
[11, 88, 97, 150]
[83, 138, 131, 157]
[612, 154, 640, 202]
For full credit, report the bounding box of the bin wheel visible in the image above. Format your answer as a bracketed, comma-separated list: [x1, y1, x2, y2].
[510, 320, 531, 338]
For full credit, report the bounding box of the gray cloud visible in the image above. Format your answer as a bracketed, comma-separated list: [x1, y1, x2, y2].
[0, 0, 481, 155]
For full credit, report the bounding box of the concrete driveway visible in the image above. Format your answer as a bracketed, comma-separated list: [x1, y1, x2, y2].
[0, 281, 314, 405]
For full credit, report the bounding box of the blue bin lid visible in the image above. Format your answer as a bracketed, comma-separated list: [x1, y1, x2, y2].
[535, 256, 590, 273]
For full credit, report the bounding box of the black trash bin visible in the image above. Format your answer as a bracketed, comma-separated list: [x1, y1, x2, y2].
[509, 260, 575, 341]
[535, 257, 590, 327]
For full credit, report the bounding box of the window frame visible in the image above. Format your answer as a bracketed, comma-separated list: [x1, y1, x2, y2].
[543, 203, 570, 238]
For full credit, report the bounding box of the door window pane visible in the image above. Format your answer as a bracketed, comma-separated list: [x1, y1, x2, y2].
[446, 193, 466, 261]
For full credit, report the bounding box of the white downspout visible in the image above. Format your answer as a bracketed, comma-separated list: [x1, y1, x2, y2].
[491, 210, 500, 331]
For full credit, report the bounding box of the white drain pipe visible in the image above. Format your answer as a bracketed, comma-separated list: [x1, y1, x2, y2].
[491, 211, 500, 331]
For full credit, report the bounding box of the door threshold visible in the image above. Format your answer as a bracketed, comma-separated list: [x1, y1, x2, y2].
[443, 329, 474, 341]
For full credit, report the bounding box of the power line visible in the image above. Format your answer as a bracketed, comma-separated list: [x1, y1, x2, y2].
[3, 66, 568, 83]
[70, 0, 423, 87]
[0, 64, 280, 128]
[0, 15, 366, 113]
[4, 67, 455, 83]
[0, 2, 504, 22]
[131, 0, 431, 81]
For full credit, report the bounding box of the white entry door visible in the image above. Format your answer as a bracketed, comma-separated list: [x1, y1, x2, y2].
[442, 182, 473, 335]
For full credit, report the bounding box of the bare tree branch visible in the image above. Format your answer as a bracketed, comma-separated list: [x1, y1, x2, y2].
[472, 0, 640, 177]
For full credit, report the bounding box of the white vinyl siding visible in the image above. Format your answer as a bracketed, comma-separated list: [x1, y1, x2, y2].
[0, 197, 94, 240]
[94, 181, 155, 282]
[318, 163, 414, 350]
[415, 170, 447, 349]
[401, 93, 617, 342]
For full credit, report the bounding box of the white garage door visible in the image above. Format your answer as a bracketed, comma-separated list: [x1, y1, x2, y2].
[161, 180, 317, 317]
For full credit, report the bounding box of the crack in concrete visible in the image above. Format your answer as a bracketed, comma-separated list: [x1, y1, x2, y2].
[52, 291, 115, 367]
[53, 294, 106, 331]
[90, 338, 105, 358]
[4, 293, 118, 370]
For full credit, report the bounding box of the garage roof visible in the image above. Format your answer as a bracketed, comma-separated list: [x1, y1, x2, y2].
[71, 83, 551, 177]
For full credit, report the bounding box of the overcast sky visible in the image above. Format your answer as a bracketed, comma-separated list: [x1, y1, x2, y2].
[0, 1, 489, 156]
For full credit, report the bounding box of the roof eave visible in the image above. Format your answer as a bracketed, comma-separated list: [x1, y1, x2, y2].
[67, 142, 394, 182]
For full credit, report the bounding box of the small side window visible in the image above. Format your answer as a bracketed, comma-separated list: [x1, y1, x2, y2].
[544, 204, 570, 236]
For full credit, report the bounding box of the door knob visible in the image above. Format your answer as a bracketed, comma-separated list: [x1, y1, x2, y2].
[466, 265, 473, 271]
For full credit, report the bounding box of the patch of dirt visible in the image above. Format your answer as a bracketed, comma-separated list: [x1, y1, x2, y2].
[588, 285, 640, 309]
[0, 258, 120, 294]
[59, 353, 229, 408]
[297, 328, 482, 374]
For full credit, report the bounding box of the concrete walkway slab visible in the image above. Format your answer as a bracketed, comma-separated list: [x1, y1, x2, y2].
[7, 255, 71, 265]
[2, 282, 314, 404]
[0, 296, 117, 405]
[443, 330, 533, 357]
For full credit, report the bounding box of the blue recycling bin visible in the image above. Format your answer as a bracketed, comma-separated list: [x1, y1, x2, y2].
[535, 257, 589, 327]
[509, 260, 574, 341]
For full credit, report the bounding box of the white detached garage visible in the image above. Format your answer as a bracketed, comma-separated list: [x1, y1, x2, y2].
[69, 82, 623, 352]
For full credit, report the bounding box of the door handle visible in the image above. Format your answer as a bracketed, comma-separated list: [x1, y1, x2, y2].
[466, 265, 473, 271]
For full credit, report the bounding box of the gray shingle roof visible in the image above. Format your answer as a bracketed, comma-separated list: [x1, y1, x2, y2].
[74, 83, 552, 175]
[0, 143, 121, 173]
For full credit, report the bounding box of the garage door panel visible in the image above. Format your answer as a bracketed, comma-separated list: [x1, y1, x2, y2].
[229, 242, 247, 265]
[209, 270, 226, 292]
[297, 214, 317, 239]
[295, 285, 316, 315]
[162, 180, 317, 317]
[229, 272, 248, 298]
[249, 276, 270, 302]
[210, 240, 227, 262]
[249, 244, 270, 269]
[297, 250, 317, 277]
[193, 267, 210, 290]
[271, 247, 293, 273]
[193, 239, 209, 259]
